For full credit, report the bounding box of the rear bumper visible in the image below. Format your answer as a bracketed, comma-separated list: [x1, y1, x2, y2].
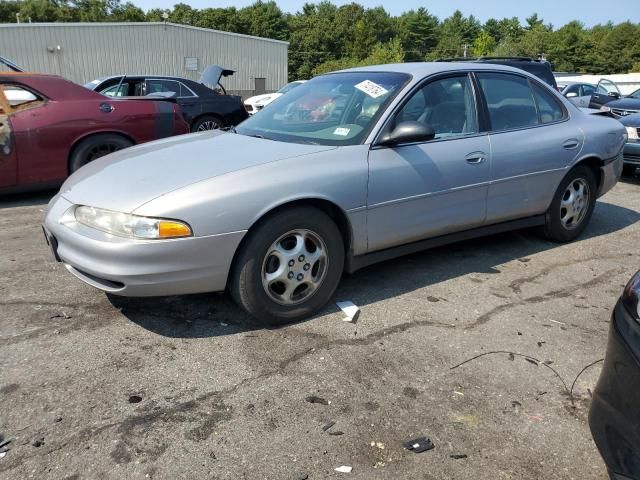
[589, 302, 640, 480]
[623, 141, 640, 166]
[43, 195, 245, 297]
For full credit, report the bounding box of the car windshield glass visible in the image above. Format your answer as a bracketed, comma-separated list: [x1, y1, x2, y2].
[629, 88, 640, 99]
[277, 82, 303, 94]
[236, 72, 410, 146]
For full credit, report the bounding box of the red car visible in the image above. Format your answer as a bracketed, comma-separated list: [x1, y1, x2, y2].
[0, 72, 189, 193]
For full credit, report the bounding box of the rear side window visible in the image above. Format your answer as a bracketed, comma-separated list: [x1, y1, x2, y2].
[477, 73, 538, 131]
[531, 83, 566, 123]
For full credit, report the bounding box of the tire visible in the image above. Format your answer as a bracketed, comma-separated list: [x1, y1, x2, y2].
[229, 206, 345, 325]
[69, 134, 133, 173]
[543, 165, 597, 242]
[191, 115, 224, 132]
[622, 164, 636, 176]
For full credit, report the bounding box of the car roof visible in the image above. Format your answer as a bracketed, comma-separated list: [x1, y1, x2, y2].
[338, 62, 542, 77]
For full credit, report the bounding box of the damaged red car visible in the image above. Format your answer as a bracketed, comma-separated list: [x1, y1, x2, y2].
[0, 72, 189, 193]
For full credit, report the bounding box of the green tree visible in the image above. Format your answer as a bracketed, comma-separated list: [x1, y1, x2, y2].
[237, 1, 288, 40]
[397, 8, 439, 61]
[472, 30, 496, 56]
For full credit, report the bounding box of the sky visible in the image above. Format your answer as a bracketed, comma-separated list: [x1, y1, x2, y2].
[133, 0, 639, 28]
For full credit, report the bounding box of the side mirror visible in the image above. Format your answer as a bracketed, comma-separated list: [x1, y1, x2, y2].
[378, 121, 436, 146]
[566, 92, 578, 98]
[608, 91, 621, 99]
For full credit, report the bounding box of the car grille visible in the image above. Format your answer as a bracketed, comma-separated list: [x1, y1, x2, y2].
[612, 108, 640, 118]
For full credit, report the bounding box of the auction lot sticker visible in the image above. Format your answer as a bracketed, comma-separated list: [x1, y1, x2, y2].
[355, 80, 389, 98]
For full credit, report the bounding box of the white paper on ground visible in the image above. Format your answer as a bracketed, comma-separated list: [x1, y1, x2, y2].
[335, 465, 353, 473]
[336, 301, 360, 322]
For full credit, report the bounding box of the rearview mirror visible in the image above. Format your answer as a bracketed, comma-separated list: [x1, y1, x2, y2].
[378, 121, 436, 146]
[566, 92, 578, 98]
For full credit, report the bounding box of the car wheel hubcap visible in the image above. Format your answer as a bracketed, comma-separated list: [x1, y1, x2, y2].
[198, 120, 219, 131]
[261, 229, 329, 306]
[87, 143, 121, 162]
[560, 178, 590, 230]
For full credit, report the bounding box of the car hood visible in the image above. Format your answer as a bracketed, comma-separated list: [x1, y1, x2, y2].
[245, 93, 281, 105]
[607, 98, 640, 110]
[60, 131, 335, 213]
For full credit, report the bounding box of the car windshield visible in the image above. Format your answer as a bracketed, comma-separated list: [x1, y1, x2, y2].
[236, 71, 410, 146]
[629, 88, 640, 99]
[277, 82, 304, 94]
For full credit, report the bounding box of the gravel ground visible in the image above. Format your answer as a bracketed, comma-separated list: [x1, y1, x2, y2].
[1, 177, 639, 480]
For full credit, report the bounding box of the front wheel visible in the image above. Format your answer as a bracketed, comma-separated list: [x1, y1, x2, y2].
[229, 207, 345, 325]
[543, 165, 597, 242]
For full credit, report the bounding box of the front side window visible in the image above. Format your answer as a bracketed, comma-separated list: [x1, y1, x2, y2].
[477, 73, 538, 131]
[236, 72, 410, 146]
[582, 84, 595, 96]
[564, 85, 580, 96]
[101, 83, 129, 97]
[394, 74, 478, 139]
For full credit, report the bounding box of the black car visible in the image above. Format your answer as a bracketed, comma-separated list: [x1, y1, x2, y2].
[439, 56, 558, 90]
[590, 271, 640, 480]
[85, 65, 248, 132]
[588, 79, 640, 114]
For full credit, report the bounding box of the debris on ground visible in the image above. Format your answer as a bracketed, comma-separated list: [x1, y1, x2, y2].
[370, 441, 385, 449]
[293, 474, 309, 480]
[49, 311, 71, 319]
[0, 436, 12, 458]
[336, 301, 360, 322]
[305, 395, 330, 405]
[128, 395, 143, 404]
[54, 416, 63, 423]
[450, 454, 468, 459]
[322, 421, 336, 431]
[32, 437, 45, 448]
[403, 437, 434, 453]
[334, 465, 352, 473]
[329, 431, 344, 436]
[537, 341, 546, 347]
[427, 296, 440, 302]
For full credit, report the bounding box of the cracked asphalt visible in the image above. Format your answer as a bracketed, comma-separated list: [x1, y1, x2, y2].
[1, 177, 639, 480]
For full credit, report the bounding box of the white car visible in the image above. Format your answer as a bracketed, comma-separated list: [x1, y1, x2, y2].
[244, 80, 306, 115]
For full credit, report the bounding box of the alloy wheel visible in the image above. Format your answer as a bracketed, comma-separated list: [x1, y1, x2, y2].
[560, 178, 590, 230]
[261, 229, 329, 305]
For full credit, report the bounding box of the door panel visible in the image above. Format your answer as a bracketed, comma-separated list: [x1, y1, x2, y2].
[590, 79, 621, 109]
[487, 125, 582, 222]
[367, 135, 491, 252]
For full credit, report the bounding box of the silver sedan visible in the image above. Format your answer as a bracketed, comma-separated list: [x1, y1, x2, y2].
[44, 63, 627, 324]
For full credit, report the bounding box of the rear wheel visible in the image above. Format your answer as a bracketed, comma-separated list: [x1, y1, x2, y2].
[69, 134, 133, 173]
[229, 207, 344, 325]
[543, 165, 597, 242]
[191, 115, 224, 132]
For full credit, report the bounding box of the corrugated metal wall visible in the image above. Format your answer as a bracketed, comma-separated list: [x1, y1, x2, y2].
[0, 22, 288, 97]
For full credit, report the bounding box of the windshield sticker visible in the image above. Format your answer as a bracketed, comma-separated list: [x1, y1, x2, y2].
[333, 127, 351, 136]
[355, 80, 389, 98]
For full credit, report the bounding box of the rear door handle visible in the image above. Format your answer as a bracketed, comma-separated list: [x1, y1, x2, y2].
[465, 152, 487, 164]
[563, 139, 580, 150]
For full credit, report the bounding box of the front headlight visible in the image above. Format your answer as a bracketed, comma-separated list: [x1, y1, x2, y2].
[622, 271, 640, 320]
[74, 206, 192, 240]
[625, 126, 639, 140]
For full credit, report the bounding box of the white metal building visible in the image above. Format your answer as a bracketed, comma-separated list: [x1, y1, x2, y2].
[0, 22, 289, 97]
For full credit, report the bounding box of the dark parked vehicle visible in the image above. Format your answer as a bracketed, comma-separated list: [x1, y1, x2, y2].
[590, 271, 640, 480]
[588, 79, 640, 114]
[85, 66, 248, 132]
[0, 72, 189, 193]
[619, 113, 640, 175]
[440, 56, 558, 90]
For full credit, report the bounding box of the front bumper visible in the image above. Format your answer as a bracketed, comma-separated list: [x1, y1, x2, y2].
[623, 141, 640, 167]
[43, 195, 246, 297]
[589, 302, 640, 480]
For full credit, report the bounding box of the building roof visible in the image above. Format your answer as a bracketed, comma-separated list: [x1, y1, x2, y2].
[0, 21, 289, 46]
